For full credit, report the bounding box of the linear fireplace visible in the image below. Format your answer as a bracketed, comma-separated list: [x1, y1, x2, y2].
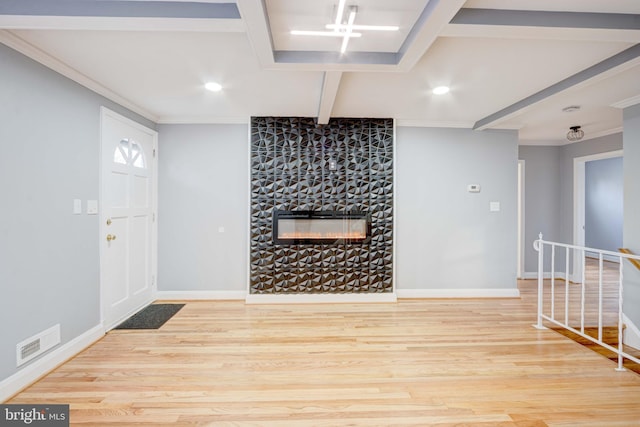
[273, 210, 371, 245]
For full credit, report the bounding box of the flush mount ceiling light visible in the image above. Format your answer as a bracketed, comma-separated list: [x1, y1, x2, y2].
[291, 0, 399, 54]
[205, 81, 222, 92]
[562, 105, 581, 113]
[566, 125, 584, 142]
[432, 86, 450, 95]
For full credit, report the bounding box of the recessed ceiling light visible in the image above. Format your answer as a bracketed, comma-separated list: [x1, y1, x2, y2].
[432, 86, 450, 95]
[205, 82, 222, 92]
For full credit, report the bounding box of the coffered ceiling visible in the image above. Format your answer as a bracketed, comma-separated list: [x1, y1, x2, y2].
[1, 0, 639, 144]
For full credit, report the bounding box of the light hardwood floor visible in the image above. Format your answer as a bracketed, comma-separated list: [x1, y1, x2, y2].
[7, 274, 640, 426]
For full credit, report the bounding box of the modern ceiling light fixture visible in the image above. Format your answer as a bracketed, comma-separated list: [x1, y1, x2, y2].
[290, 0, 399, 54]
[566, 125, 584, 142]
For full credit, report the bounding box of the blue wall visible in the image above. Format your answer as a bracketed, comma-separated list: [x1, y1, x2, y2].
[585, 157, 623, 252]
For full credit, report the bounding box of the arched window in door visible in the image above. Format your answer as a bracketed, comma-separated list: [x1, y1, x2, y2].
[114, 138, 146, 169]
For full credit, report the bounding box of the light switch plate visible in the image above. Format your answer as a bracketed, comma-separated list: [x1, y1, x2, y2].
[490, 201, 501, 212]
[86, 200, 98, 215]
[73, 199, 82, 215]
[218, 226, 225, 233]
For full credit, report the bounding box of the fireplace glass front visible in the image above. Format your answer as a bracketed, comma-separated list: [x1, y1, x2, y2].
[273, 210, 370, 244]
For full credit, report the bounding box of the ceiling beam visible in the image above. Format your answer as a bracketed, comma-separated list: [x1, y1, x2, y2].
[245, 0, 467, 72]
[473, 43, 640, 131]
[450, 9, 640, 30]
[396, 0, 467, 71]
[0, 0, 244, 31]
[317, 71, 343, 125]
[236, 0, 275, 68]
[0, 1, 240, 19]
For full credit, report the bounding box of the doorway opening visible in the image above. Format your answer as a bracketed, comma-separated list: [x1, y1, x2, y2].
[572, 149, 623, 281]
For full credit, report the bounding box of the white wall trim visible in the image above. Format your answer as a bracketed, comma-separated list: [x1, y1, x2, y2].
[157, 116, 250, 125]
[623, 313, 640, 351]
[395, 119, 474, 129]
[245, 293, 398, 304]
[0, 324, 104, 403]
[396, 289, 520, 298]
[611, 94, 640, 109]
[392, 119, 397, 295]
[156, 290, 246, 300]
[518, 160, 525, 279]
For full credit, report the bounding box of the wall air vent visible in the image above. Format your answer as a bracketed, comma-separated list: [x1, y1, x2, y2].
[16, 324, 61, 366]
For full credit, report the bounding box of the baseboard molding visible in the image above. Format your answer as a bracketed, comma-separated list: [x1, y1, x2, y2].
[156, 290, 246, 300]
[0, 323, 104, 403]
[623, 314, 640, 351]
[245, 293, 398, 304]
[396, 288, 520, 298]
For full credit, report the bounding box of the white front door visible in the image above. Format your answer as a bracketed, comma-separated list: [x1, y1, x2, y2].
[100, 108, 157, 330]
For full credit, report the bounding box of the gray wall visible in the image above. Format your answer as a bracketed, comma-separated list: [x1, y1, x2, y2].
[623, 104, 640, 329]
[519, 133, 623, 274]
[558, 133, 623, 246]
[0, 44, 154, 383]
[157, 124, 248, 292]
[585, 157, 623, 252]
[518, 146, 562, 273]
[396, 127, 518, 290]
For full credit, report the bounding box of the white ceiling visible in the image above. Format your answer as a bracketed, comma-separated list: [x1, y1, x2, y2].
[1, 0, 639, 144]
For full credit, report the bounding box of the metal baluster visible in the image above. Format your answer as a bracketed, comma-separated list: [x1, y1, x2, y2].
[535, 233, 545, 329]
[565, 246, 570, 326]
[551, 244, 556, 320]
[616, 256, 625, 371]
[581, 249, 586, 334]
[598, 254, 603, 342]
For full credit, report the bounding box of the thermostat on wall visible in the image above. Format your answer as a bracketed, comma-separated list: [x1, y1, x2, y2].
[467, 184, 481, 193]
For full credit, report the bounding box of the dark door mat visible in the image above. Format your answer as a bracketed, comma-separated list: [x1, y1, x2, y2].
[114, 303, 185, 330]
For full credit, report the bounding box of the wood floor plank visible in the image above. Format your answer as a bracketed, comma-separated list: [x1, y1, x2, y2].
[7, 263, 640, 425]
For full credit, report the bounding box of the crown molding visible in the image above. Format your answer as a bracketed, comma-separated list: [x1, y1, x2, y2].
[156, 116, 249, 125]
[611, 94, 640, 109]
[395, 119, 474, 128]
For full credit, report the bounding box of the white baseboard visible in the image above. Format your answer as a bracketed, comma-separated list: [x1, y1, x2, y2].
[0, 324, 104, 403]
[245, 293, 398, 304]
[155, 290, 246, 300]
[623, 313, 640, 351]
[396, 288, 520, 298]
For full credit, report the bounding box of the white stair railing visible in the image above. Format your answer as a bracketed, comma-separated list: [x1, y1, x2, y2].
[533, 233, 640, 371]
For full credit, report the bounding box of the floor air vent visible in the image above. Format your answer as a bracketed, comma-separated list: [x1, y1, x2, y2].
[16, 324, 60, 366]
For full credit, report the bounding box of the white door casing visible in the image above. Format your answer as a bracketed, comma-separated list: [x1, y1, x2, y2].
[517, 160, 525, 279]
[100, 107, 157, 330]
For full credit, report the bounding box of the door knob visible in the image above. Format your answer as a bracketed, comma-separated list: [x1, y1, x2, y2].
[106, 234, 117, 242]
